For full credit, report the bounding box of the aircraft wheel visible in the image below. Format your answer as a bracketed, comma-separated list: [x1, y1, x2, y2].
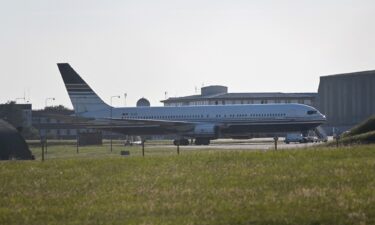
[174, 139, 190, 146]
[182, 139, 190, 145]
[195, 138, 210, 145]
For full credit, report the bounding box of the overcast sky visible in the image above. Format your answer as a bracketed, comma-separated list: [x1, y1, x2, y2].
[1, 0, 375, 109]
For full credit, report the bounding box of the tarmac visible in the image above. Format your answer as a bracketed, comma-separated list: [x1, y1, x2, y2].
[146, 137, 333, 150]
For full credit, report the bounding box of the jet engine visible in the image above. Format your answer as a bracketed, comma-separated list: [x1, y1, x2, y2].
[193, 124, 218, 138]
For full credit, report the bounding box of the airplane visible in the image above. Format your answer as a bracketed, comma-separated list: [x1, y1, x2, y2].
[57, 63, 326, 145]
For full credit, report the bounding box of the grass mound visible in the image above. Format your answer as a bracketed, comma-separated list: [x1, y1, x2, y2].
[343, 114, 375, 137]
[336, 114, 375, 145]
[339, 130, 375, 145]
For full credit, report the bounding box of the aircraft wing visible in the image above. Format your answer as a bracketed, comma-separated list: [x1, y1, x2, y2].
[88, 118, 196, 133]
[35, 114, 196, 134]
[107, 117, 195, 126]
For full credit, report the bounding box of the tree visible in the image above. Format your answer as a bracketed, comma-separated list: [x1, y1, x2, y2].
[0, 101, 23, 128]
[44, 105, 72, 112]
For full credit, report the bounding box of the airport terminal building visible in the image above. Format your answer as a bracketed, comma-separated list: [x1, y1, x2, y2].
[161, 85, 318, 108]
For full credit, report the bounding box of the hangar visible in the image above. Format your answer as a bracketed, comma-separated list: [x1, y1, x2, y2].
[318, 70, 375, 133]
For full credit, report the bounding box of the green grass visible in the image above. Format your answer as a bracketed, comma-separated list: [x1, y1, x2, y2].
[1, 144, 375, 225]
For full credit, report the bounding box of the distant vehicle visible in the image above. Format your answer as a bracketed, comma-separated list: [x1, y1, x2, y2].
[57, 63, 326, 146]
[285, 133, 325, 144]
[124, 140, 143, 146]
[285, 133, 307, 144]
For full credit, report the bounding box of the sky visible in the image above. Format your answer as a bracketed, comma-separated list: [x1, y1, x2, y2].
[1, 0, 375, 109]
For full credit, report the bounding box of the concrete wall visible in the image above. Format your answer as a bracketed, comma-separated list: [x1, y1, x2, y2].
[318, 70, 375, 130]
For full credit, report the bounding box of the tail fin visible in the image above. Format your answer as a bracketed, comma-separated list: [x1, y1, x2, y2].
[57, 63, 110, 115]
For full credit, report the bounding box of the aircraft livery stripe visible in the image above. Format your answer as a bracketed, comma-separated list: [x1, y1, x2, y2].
[65, 86, 91, 89]
[68, 92, 96, 95]
[65, 84, 90, 88]
[65, 83, 90, 86]
[67, 88, 93, 92]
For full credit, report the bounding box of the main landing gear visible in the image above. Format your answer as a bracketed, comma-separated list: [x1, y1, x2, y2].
[173, 138, 190, 146]
[194, 138, 210, 145]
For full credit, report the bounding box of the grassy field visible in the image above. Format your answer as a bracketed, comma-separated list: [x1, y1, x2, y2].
[1, 144, 375, 224]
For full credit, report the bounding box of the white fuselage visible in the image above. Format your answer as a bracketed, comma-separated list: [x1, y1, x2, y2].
[83, 103, 323, 122]
[80, 103, 326, 138]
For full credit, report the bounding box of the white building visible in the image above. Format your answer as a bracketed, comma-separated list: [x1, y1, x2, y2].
[161, 85, 317, 107]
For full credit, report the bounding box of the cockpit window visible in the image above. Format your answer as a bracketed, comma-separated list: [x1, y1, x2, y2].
[307, 110, 317, 115]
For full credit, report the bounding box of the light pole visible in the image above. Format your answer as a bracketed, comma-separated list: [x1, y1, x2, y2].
[44, 97, 55, 154]
[124, 93, 127, 106]
[110, 95, 120, 152]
